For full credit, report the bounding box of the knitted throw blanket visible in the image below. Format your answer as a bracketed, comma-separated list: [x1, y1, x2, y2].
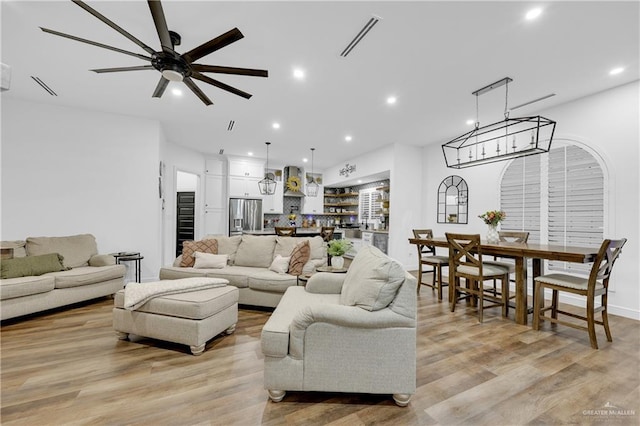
[124, 277, 228, 310]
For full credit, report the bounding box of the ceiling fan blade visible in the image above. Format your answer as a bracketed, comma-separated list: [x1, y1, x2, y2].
[71, 0, 156, 55]
[182, 28, 244, 63]
[152, 76, 169, 98]
[40, 27, 152, 62]
[147, 0, 173, 53]
[183, 77, 213, 106]
[91, 65, 155, 73]
[191, 64, 268, 78]
[191, 71, 252, 99]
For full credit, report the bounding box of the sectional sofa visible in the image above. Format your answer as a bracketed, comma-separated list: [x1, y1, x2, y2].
[159, 234, 328, 308]
[0, 234, 126, 320]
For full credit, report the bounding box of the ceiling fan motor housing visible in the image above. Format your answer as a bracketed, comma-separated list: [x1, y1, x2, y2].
[152, 52, 190, 81]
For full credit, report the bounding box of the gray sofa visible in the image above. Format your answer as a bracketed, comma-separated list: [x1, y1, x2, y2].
[261, 245, 417, 406]
[1, 234, 126, 320]
[159, 234, 327, 308]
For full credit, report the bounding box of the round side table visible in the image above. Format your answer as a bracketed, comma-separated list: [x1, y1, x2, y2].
[111, 252, 143, 283]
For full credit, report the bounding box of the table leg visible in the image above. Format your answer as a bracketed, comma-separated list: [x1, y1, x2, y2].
[514, 257, 527, 325]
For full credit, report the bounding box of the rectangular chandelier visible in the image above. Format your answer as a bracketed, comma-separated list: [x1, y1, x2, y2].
[442, 115, 556, 169]
[442, 77, 556, 169]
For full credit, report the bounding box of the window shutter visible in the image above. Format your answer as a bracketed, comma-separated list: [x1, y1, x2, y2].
[500, 155, 541, 243]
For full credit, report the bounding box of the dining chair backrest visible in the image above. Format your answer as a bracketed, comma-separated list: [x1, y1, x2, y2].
[320, 226, 335, 242]
[412, 229, 436, 256]
[498, 231, 530, 243]
[275, 227, 296, 236]
[591, 238, 627, 288]
[445, 233, 484, 273]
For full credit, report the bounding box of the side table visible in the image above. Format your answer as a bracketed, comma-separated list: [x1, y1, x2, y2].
[111, 252, 143, 283]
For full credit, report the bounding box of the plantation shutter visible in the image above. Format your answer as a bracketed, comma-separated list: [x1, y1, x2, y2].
[548, 145, 604, 272]
[359, 189, 382, 223]
[500, 155, 541, 243]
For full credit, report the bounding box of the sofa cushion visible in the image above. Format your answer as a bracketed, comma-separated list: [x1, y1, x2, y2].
[340, 246, 405, 311]
[0, 253, 67, 279]
[26, 234, 98, 268]
[193, 252, 227, 269]
[288, 240, 310, 276]
[234, 235, 277, 268]
[181, 239, 218, 267]
[1, 240, 27, 258]
[0, 275, 56, 300]
[269, 255, 291, 274]
[204, 235, 242, 265]
[47, 265, 126, 289]
[159, 266, 210, 280]
[248, 270, 297, 292]
[274, 236, 325, 260]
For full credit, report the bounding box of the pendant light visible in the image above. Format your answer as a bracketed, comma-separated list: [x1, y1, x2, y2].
[306, 148, 319, 197]
[258, 142, 277, 195]
[442, 77, 556, 169]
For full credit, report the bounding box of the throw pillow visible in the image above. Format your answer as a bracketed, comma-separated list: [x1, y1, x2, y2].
[269, 255, 291, 274]
[193, 252, 228, 269]
[0, 253, 67, 279]
[340, 245, 405, 311]
[180, 239, 218, 267]
[288, 240, 310, 276]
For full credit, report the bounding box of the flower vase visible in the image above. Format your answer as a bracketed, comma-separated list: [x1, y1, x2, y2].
[331, 255, 345, 269]
[486, 224, 499, 244]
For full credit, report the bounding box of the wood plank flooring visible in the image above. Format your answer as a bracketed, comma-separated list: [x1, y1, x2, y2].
[2, 277, 639, 425]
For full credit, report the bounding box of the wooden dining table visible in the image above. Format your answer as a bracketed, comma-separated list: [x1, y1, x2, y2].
[408, 237, 600, 325]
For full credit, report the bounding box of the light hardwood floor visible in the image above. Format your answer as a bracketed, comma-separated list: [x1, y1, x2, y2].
[2, 277, 639, 425]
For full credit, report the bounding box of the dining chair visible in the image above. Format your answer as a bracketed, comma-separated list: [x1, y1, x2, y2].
[275, 227, 296, 236]
[533, 238, 627, 349]
[484, 231, 530, 296]
[320, 226, 335, 242]
[446, 233, 510, 322]
[412, 229, 449, 299]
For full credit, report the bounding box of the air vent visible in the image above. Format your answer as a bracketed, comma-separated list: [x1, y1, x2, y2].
[510, 93, 556, 111]
[219, 148, 225, 155]
[30, 76, 57, 96]
[340, 15, 381, 58]
[227, 120, 235, 131]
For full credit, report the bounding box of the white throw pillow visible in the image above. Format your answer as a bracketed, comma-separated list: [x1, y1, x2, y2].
[193, 252, 228, 269]
[269, 255, 291, 274]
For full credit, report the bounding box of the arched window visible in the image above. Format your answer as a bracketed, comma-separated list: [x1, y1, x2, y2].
[500, 141, 605, 273]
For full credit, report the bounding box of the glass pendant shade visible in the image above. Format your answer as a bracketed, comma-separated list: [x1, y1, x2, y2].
[306, 147, 319, 197]
[258, 142, 277, 195]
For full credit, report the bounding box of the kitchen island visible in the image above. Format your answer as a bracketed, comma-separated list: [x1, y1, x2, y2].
[244, 228, 343, 238]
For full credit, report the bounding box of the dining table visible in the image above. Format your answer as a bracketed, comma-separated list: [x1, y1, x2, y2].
[408, 237, 600, 325]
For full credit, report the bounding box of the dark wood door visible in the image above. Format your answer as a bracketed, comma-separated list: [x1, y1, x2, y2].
[176, 191, 195, 256]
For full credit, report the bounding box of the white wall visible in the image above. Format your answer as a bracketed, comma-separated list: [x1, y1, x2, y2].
[422, 81, 640, 319]
[1, 98, 162, 282]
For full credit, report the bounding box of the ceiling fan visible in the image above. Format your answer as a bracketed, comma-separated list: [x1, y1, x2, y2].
[40, 0, 268, 105]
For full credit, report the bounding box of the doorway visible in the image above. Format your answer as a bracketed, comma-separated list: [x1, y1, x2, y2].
[175, 170, 199, 257]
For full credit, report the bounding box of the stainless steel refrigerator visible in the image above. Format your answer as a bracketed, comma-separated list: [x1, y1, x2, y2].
[229, 198, 263, 236]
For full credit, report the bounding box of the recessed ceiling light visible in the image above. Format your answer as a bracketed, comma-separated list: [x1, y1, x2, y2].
[386, 96, 397, 105]
[248, 152, 254, 156]
[171, 88, 183, 96]
[272, 122, 280, 129]
[466, 119, 475, 125]
[302, 158, 308, 163]
[525, 7, 542, 20]
[345, 135, 353, 142]
[609, 67, 625, 76]
[357, 180, 362, 184]
[293, 68, 305, 80]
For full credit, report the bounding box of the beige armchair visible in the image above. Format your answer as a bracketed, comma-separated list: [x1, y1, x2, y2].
[261, 246, 417, 406]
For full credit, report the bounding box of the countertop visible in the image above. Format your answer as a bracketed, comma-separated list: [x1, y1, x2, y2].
[245, 228, 344, 236]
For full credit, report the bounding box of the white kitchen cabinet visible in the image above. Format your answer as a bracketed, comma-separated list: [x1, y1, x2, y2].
[205, 174, 225, 209]
[362, 232, 374, 246]
[204, 208, 226, 236]
[205, 157, 225, 175]
[229, 176, 262, 198]
[228, 158, 264, 178]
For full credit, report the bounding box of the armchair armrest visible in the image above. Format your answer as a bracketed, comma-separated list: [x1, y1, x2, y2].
[89, 254, 116, 267]
[305, 272, 346, 294]
[289, 304, 415, 359]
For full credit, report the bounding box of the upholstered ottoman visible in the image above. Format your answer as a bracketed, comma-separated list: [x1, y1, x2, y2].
[112, 284, 239, 355]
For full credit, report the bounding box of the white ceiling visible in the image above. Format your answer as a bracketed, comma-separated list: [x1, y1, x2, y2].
[2, 1, 638, 169]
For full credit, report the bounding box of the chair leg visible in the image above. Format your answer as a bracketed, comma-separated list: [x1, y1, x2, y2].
[477, 280, 483, 323]
[450, 277, 458, 312]
[416, 265, 422, 294]
[533, 282, 543, 331]
[602, 293, 613, 342]
[586, 293, 598, 349]
[501, 276, 508, 317]
[551, 290, 559, 319]
[436, 265, 443, 300]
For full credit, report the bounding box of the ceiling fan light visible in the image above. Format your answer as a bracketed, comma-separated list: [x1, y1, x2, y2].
[162, 69, 184, 82]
